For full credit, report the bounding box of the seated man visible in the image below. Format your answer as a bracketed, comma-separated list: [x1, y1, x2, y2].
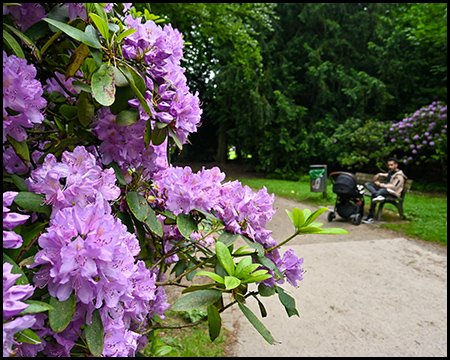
[362, 157, 408, 224]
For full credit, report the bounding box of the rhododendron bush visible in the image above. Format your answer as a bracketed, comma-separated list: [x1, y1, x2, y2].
[3, 3, 347, 357]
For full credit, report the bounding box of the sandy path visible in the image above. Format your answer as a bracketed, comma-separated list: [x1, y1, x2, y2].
[222, 196, 447, 357]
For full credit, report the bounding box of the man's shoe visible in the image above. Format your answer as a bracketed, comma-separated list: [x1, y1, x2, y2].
[372, 195, 385, 203]
[362, 217, 374, 224]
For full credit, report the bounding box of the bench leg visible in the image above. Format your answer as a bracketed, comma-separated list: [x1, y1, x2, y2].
[376, 202, 384, 221]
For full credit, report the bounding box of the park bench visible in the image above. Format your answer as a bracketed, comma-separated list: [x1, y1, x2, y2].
[355, 172, 413, 221]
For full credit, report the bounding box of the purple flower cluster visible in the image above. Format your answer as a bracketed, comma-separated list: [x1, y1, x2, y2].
[3, 192, 30, 249]
[92, 107, 168, 181]
[388, 101, 447, 164]
[3, 262, 36, 357]
[120, 14, 203, 145]
[26, 146, 120, 217]
[3, 51, 47, 143]
[152, 165, 305, 287]
[3, 3, 46, 31]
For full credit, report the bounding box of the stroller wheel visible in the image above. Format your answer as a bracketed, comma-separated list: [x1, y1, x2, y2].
[354, 213, 362, 225]
[328, 212, 335, 222]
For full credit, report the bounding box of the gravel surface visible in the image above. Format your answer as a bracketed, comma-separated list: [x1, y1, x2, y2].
[222, 196, 447, 357]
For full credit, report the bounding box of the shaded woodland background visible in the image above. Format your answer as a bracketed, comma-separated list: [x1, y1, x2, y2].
[145, 3, 447, 184]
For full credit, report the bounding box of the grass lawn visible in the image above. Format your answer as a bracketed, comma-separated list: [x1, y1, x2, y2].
[236, 176, 447, 246]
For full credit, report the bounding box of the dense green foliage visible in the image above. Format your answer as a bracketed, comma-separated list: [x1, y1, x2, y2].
[150, 3, 447, 183]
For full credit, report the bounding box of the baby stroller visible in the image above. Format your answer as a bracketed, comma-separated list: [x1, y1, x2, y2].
[328, 172, 365, 225]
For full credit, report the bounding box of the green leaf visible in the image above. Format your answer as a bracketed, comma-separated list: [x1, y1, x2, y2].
[170, 290, 222, 311]
[118, 65, 152, 117]
[48, 294, 76, 333]
[182, 283, 220, 294]
[151, 125, 168, 146]
[255, 296, 268, 317]
[293, 207, 305, 228]
[144, 207, 163, 237]
[17, 300, 55, 316]
[105, 161, 127, 185]
[207, 304, 222, 342]
[11, 174, 29, 191]
[91, 63, 116, 106]
[285, 209, 294, 224]
[43, 18, 102, 49]
[256, 254, 284, 279]
[176, 213, 198, 239]
[313, 228, 349, 235]
[15, 328, 41, 345]
[297, 226, 327, 234]
[13, 191, 51, 215]
[89, 12, 109, 40]
[238, 302, 275, 345]
[303, 207, 328, 227]
[241, 272, 272, 284]
[234, 256, 252, 278]
[3, 252, 28, 285]
[303, 208, 312, 219]
[7, 135, 30, 166]
[4, 24, 41, 61]
[113, 66, 129, 87]
[217, 232, 239, 247]
[116, 28, 137, 42]
[115, 108, 140, 126]
[215, 241, 235, 276]
[126, 191, 149, 222]
[277, 287, 299, 317]
[233, 245, 254, 256]
[116, 210, 134, 234]
[241, 236, 265, 256]
[59, 104, 78, 120]
[77, 91, 95, 127]
[258, 283, 276, 297]
[65, 43, 90, 81]
[168, 127, 183, 150]
[85, 309, 105, 357]
[195, 270, 224, 284]
[224, 275, 241, 290]
[3, 29, 25, 58]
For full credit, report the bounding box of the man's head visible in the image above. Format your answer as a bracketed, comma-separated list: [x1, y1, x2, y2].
[387, 157, 399, 172]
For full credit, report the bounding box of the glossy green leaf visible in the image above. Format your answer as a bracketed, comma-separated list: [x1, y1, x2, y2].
[104, 161, 127, 186]
[17, 300, 55, 316]
[195, 270, 224, 284]
[215, 241, 235, 276]
[126, 191, 149, 222]
[313, 227, 349, 235]
[15, 328, 41, 345]
[144, 118, 152, 148]
[176, 213, 198, 239]
[48, 294, 76, 333]
[4, 24, 41, 61]
[43, 18, 102, 49]
[303, 207, 329, 227]
[65, 43, 90, 81]
[285, 209, 294, 224]
[255, 296, 268, 317]
[116, 210, 135, 234]
[238, 303, 275, 344]
[224, 275, 241, 290]
[241, 272, 272, 284]
[168, 127, 183, 150]
[113, 66, 129, 87]
[241, 236, 265, 256]
[11, 174, 28, 191]
[89, 12, 109, 40]
[110, 86, 135, 114]
[118, 65, 152, 116]
[91, 63, 116, 106]
[217, 232, 239, 247]
[170, 289, 222, 311]
[116, 28, 137, 42]
[207, 304, 222, 342]
[85, 309, 104, 357]
[151, 125, 168, 146]
[234, 256, 252, 278]
[256, 254, 284, 279]
[258, 283, 276, 297]
[59, 104, 78, 120]
[77, 91, 95, 127]
[3, 29, 25, 58]
[115, 108, 140, 126]
[277, 287, 299, 317]
[293, 207, 305, 228]
[144, 207, 163, 237]
[297, 226, 327, 234]
[13, 191, 51, 215]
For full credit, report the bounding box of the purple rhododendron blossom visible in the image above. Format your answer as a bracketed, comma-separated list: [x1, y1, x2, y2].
[3, 191, 30, 249]
[4, 3, 46, 31]
[3, 51, 47, 143]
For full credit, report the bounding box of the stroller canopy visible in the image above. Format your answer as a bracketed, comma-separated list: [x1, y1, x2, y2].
[332, 172, 358, 198]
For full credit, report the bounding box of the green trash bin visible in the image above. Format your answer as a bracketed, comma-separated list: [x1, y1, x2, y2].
[309, 165, 327, 197]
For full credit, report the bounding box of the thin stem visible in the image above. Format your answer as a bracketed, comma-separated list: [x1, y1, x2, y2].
[266, 230, 300, 253]
[40, 30, 63, 55]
